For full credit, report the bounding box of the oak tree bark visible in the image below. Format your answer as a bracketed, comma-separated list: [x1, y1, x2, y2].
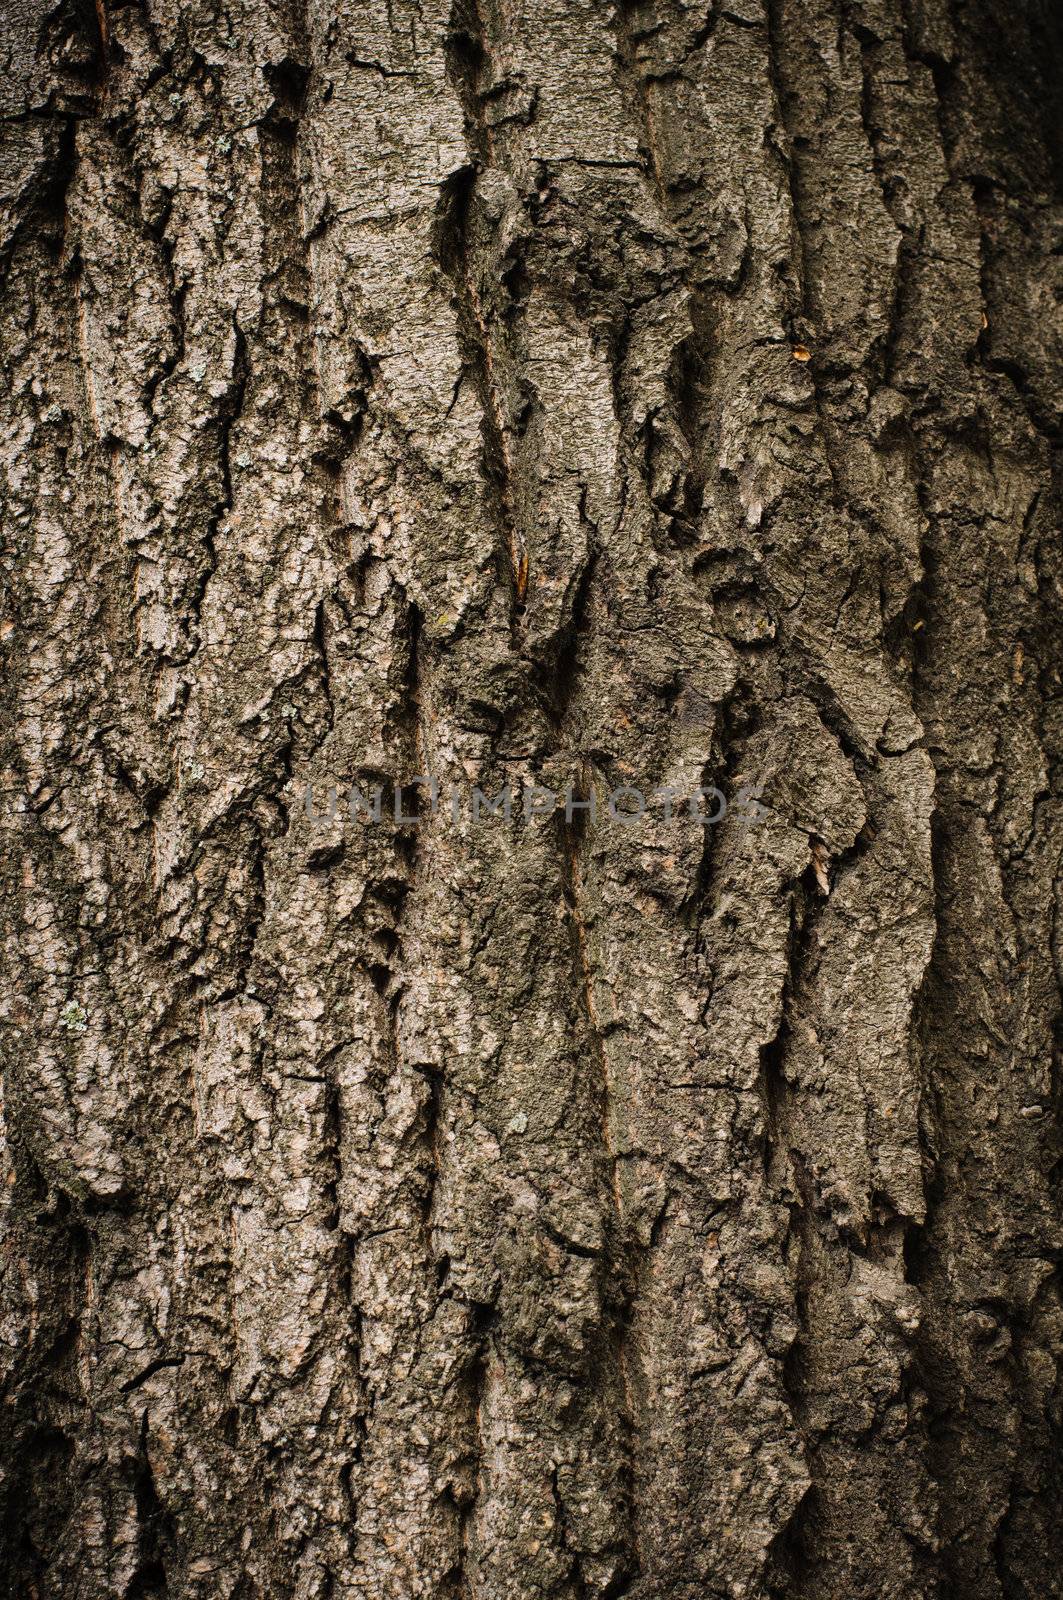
[1, 0, 1061, 1596]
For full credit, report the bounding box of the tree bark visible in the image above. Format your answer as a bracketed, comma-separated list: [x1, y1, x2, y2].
[1, 0, 1061, 1596]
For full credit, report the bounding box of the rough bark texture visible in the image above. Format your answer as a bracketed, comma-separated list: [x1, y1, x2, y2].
[1, 0, 1061, 1596]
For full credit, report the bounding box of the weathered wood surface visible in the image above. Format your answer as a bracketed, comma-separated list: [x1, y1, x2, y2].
[0, 0, 1060, 1595]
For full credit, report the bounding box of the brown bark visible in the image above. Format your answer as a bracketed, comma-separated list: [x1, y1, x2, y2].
[0, 0, 1061, 1596]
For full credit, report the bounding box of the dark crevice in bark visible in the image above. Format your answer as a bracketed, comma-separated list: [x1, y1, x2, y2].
[443, 1307, 492, 1600]
[758, 887, 808, 1185]
[549, 1465, 591, 1600]
[119, 1353, 186, 1394]
[763, 0, 860, 524]
[265, 57, 310, 128]
[970, 180, 1062, 449]
[415, 1058, 445, 1265]
[64, 0, 111, 81]
[608, 2, 671, 210]
[764, 1151, 820, 1599]
[320, 1062, 344, 1240]
[445, 0, 492, 168]
[0, 1155, 88, 1583]
[185, 316, 248, 662]
[260, 77, 355, 884]
[607, 11, 736, 560]
[894, 18, 1063, 1586]
[848, 10, 895, 219]
[311, 597, 335, 746]
[537, 547, 598, 734]
[753, 742, 891, 1591]
[3, 113, 78, 272]
[558, 823, 642, 1593]
[123, 1412, 174, 1599]
[686, 679, 761, 938]
[844, 4, 920, 395]
[798, 676, 875, 773]
[397, 593, 426, 782]
[434, 163, 525, 626]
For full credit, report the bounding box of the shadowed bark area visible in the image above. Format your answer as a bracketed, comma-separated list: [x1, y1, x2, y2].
[0, 0, 1060, 1596]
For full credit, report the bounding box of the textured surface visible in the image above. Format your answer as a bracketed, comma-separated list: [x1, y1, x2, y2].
[0, 0, 1061, 1596]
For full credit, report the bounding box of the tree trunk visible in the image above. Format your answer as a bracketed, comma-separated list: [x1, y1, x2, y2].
[1, 0, 1060, 1595]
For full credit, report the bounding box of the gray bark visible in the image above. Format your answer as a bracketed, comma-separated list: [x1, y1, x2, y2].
[0, 0, 1060, 1596]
